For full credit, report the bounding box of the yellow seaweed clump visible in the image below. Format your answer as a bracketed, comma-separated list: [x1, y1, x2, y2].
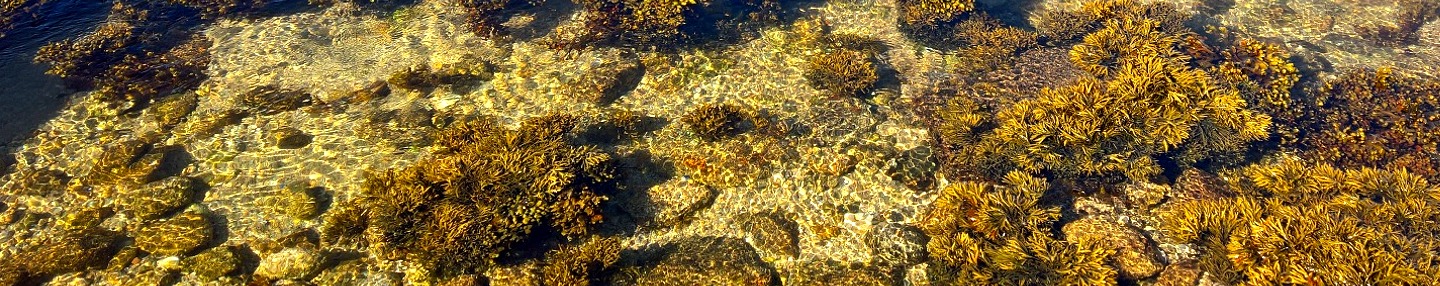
[935, 16, 1272, 182]
[919, 172, 1116, 285]
[1034, 0, 1188, 45]
[342, 114, 616, 276]
[897, 0, 973, 27]
[1155, 158, 1440, 284]
[803, 36, 881, 98]
[574, 0, 711, 44]
[1294, 68, 1440, 179]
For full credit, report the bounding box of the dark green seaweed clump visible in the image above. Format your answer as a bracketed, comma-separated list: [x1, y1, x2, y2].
[327, 114, 616, 275]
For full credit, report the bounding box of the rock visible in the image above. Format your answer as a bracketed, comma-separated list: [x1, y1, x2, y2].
[186, 246, 239, 279]
[255, 245, 323, 281]
[345, 81, 390, 103]
[1172, 168, 1232, 203]
[1153, 262, 1200, 286]
[259, 183, 323, 220]
[784, 260, 893, 286]
[738, 211, 799, 261]
[886, 146, 938, 191]
[559, 49, 643, 105]
[132, 208, 215, 256]
[612, 237, 776, 286]
[865, 221, 929, 266]
[242, 85, 313, 115]
[269, 127, 313, 149]
[634, 179, 716, 227]
[1122, 181, 1168, 210]
[145, 93, 199, 127]
[117, 176, 200, 220]
[1063, 217, 1163, 280]
[312, 259, 400, 286]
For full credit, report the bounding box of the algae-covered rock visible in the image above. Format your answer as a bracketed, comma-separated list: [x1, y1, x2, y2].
[242, 85, 313, 115]
[738, 211, 799, 261]
[612, 237, 776, 286]
[259, 183, 324, 220]
[559, 49, 643, 105]
[886, 146, 938, 192]
[185, 246, 239, 279]
[1063, 216, 1163, 280]
[255, 245, 323, 281]
[117, 176, 200, 220]
[269, 127, 313, 149]
[145, 92, 199, 127]
[782, 260, 893, 286]
[132, 208, 215, 256]
[632, 179, 716, 227]
[866, 221, 929, 267]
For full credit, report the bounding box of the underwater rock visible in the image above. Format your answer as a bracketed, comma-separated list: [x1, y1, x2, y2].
[738, 211, 799, 261]
[145, 92, 199, 127]
[635, 179, 716, 227]
[312, 259, 398, 285]
[117, 176, 200, 220]
[2, 168, 72, 197]
[865, 221, 929, 266]
[85, 139, 161, 185]
[1152, 262, 1200, 286]
[343, 80, 391, 103]
[242, 85, 313, 115]
[132, 207, 214, 256]
[185, 246, 239, 279]
[683, 103, 750, 141]
[387, 60, 494, 91]
[269, 127, 313, 149]
[258, 183, 323, 220]
[9, 223, 121, 280]
[255, 245, 323, 281]
[1063, 217, 1162, 280]
[1121, 181, 1168, 210]
[782, 260, 893, 286]
[886, 146, 938, 192]
[1171, 168, 1231, 203]
[559, 49, 643, 105]
[612, 237, 776, 286]
[174, 109, 247, 141]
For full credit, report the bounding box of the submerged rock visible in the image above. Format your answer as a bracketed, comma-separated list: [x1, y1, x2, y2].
[255, 245, 323, 281]
[865, 221, 929, 266]
[269, 127, 313, 149]
[738, 211, 800, 261]
[612, 237, 776, 286]
[117, 176, 200, 220]
[185, 246, 239, 279]
[132, 208, 215, 256]
[782, 260, 893, 286]
[1063, 217, 1163, 280]
[242, 85, 313, 115]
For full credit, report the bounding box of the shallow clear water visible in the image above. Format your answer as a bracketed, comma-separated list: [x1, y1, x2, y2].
[2, 0, 1439, 285]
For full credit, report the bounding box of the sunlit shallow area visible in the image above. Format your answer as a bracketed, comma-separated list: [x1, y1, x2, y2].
[2, 0, 1439, 285]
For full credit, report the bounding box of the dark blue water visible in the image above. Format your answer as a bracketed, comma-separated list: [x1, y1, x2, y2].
[0, 0, 109, 158]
